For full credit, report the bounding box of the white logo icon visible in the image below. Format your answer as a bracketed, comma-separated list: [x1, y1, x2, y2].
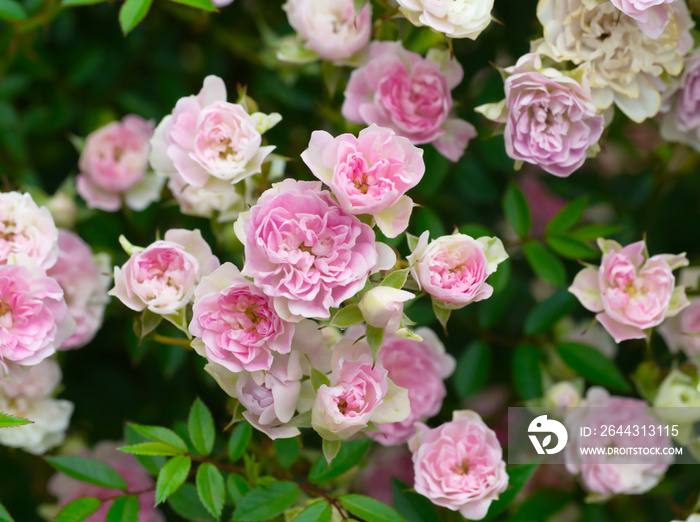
[528, 415, 568, 455]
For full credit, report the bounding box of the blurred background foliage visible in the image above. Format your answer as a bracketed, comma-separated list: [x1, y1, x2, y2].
[2, 0, 700, 520]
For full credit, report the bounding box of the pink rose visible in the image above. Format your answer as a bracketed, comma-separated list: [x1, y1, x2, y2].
[301, 126, 425, 238]
[48, 441, 165, 522]
[356, 446, 415, 505]
[0, 359, 62, 400]
[564, 387, 673, 498]
[190, 263, 295, 373]
[477, 54, 604, 177]
[407, 231, 508, 310]
[311, 337, 410, 441]
[409, 410, 509, 520]
[659, 297, 700, 358]
[569, 239, 689, 343]
[342, 42, 476, 162]
[77, 115, 164, 212]
[149, 76, 277, 188]
[369, 328, 455, 446]
[610, 0, 676, 39]
[661, 50, 700, 152]
[234, 179, 395, 322]
[0, 263, 74, 367]
[0, 191, 58, 270]
[111, 229, 219, 315]
[283, 0, 372, 62]
[48, 229, 111, 350]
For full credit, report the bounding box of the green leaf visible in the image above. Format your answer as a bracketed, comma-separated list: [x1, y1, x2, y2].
[546, 234, 598, 260]
[119, 0, 153, 35]
[483, 464, 539, 520]
[524, 290, 578, 335]
[61, 0, 107, 6]
[168, 0, 216, 11]
[338, 494, 407, 522]
[546, 197, 588, 235]
[0, 0, 26, 21]
[228, 421, 252, 462]
[293, 502, 331, 522]
[0, 501, 14, 522]
[391, 479, 436, 522]
[134, 309, 162, 340]
[431, 300, 451, 331]
[331, 305, 363, 328]
[322, 439, 341, 465]
[510, 489, 571, 521]
[512, 344, 543, 400]
[55, 498, 101, 522]
[105, 495, 140, 522]
[353, 0, 368, 15]
[227, 473, 250, 505]
[128, 423, 188, 453]
[569, 223, 622, 241]
[366, 325, 384, 359]
[168, 483, 215, 522]
[274, 437, 300, 469]
[453, 341, 491, 399]
[557, 342, 632, 392]
[233, 481, 300, 521]
[523, 241, 566, 286]
[124, 425, 165, 476]
[380, 268, 410, 290]
[458, 223, 493, 239]
[488, 258, 511, 295]
[0, 411, 32, 428]
[309, 437, 372, 483]
[118, 442, 185, 456]
[196, 463, 225, 520]
[188, 398, 215, 457]
[46, 456, 127, 490]
[503, 184, 531, 238]
[310, 367, 331, 392]
[156, 456, 191, 505]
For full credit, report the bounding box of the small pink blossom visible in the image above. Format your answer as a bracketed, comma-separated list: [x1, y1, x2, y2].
[358, 286, 415, 333]
[369, 328, 455, 446]
[569, 239, 689, 343]
[610, 0, 677, 39]
[48, 229, 111, 350]
[659, 297, 700, 358]
[77, 115, 163, 212]
[565, 387, 673, 498]
[342, 42, 476, 162]
[407, 231, 508, 310]
[0, 191, 58, 270]
[48, 441, 165, 522]
[111, 229, 219, 315]
[190, 263, 295, 373]
[283, 0, 372, 62]
[234, 179, 395, 322]
[301, 126, 425, 238]
[409, 410, 509, 520]
[357, 446, 415, 505]
[0, 263, 73, 367]
[0, 359, 62, 401]
[661, 49, 700, 152]
[149, 76, 277, 188]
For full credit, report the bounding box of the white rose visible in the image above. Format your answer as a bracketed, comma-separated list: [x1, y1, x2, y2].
[396, 0, 494, 40]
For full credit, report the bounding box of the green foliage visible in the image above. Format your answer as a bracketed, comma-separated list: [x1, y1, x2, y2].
[233, 481, 300, 521]
[168, 0, 217, 11]
[524, 290, 578, 335]
[557, 342, 632, 392]
[380, 268, 410, 289]
[168, 484, 216, 522]
[453, 341, 491, 399]
[293, 502, 332, 522]
[128, 423, 188, 454]
[523, 241, 567, 286]
[188, 398, 216, 456]
[105, 495, 140, 522]
[338, 494, 408, 522]
[309, 438, 372, 483]
[0, 0, 26, 21]
[228, 421, 252, 461]
[274, 437, 300, 469]
[366, 325, 385, 359]
[330, 304, 363, 327]
[54, 498, 102, 522]
[483, 464, 539, 520]
[227, 474, 250, 505]
[118, 0, 153, 34]
[155, 455, 191, 505]
[0, 412, 32, 428]
[546, 196, 588, 235]
[503, 184, 531, 238]
[512, 344, 543, 400]
[45, 456, 127, 490]
[0, 501, 14, 522]
[391, 479, 437, 522]
[196, 463, 226, 520]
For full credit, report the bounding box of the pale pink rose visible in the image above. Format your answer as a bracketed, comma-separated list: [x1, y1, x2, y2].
[0, 191, 58, 270]
[311, 337, 410, 441]
[342, 42, 476, 162]
[659, 298, 700, 358]
[0, 264, 73, 367]
[48, 441, 165, 522]
[0, 359, 61, 400]
[409, 410, 509, 520]
[357, 446, 415, 504]
[407, 231, 508, 310]
[396, 0, 494, 39]
[167, 171, 243, 222]
[77, 115, 164, 212]
[358, 287, 415, 333]
[283, 0, 371, 62]
[0, 395, 73, 455]
[190, 263, 295, 373]
[564, 387, 673, 498]
[610, 0, 676, 39]
[234, 179, 395, 322]
[111, 229, 219, 315]
[149, 76, 276, 188]
[301, 126, 425, 238]
[661, 50, 700, 152]
[48, 230, 110, 350]
[569, 239, 689, 343]
[369, 328, 455, 446]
